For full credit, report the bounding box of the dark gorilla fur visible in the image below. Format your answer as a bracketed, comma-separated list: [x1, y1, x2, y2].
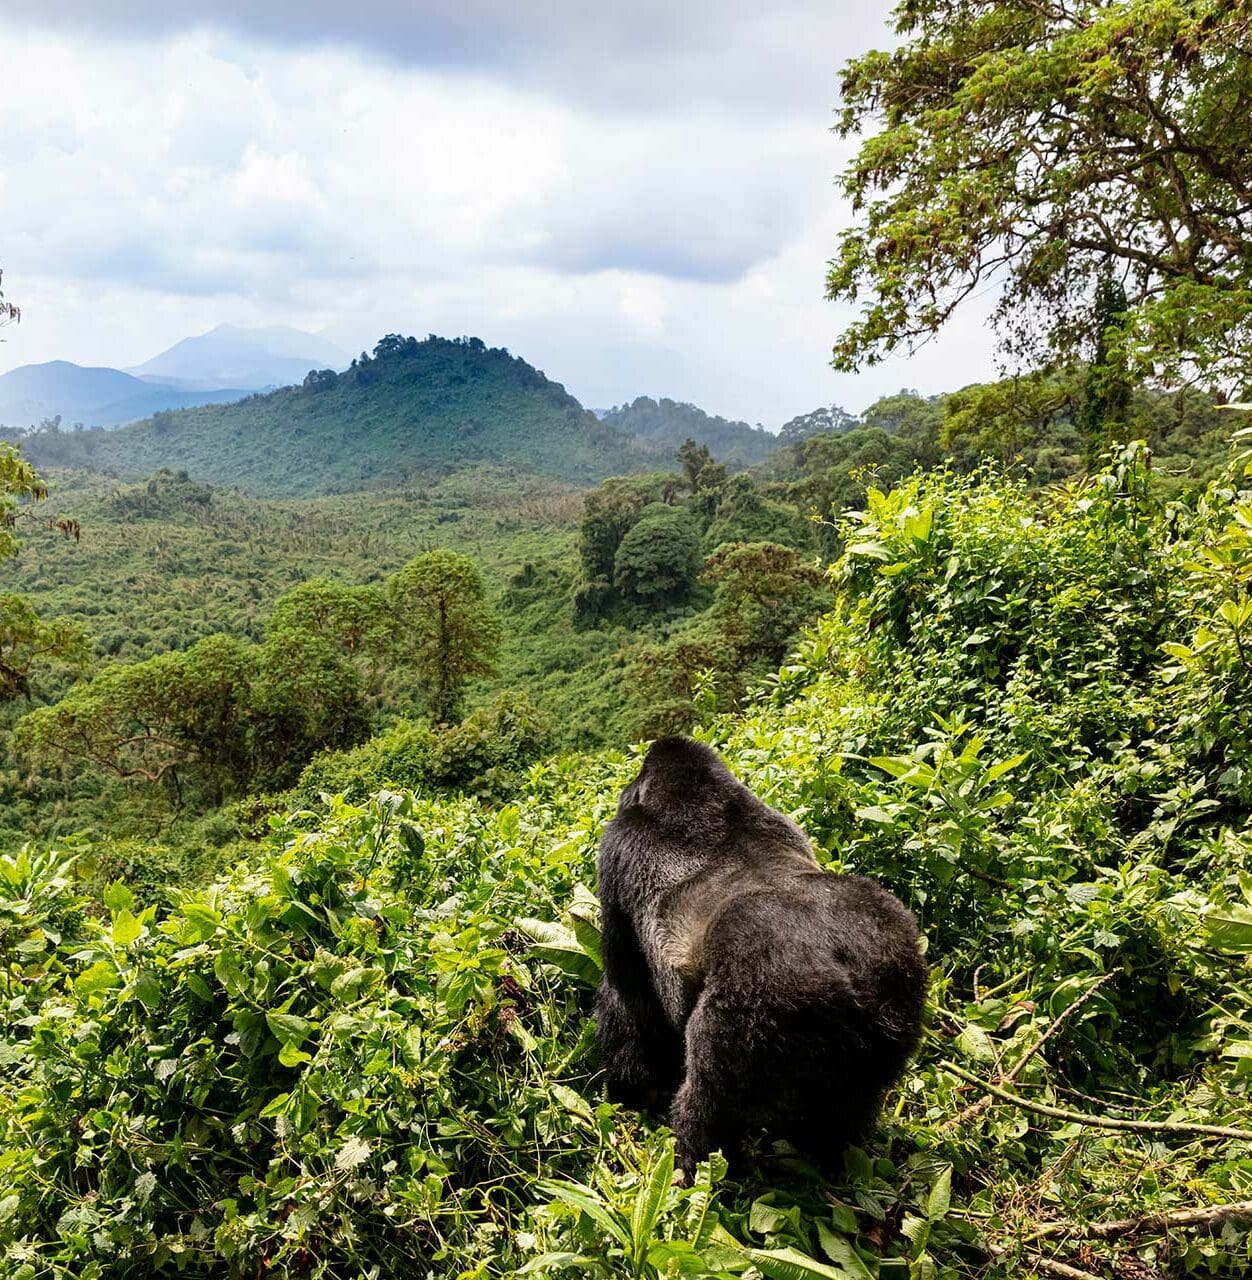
[595, 736, 926, 1176]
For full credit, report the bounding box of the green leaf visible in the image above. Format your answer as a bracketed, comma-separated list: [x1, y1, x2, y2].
[111, 909, 143, 947]
[538, 1180, 632, 1250]
[984, 753, 1028, 783]
[101, 881, 135, 913]
[278, 1042, 312, 1067]
[631, 1145, 674, 1257]
[75, 959, 120, 997]
[926, 1167, 952, 1221]
[816, 1222, 874, 1279]
[955, 1024, 996, 1062]
[1206, 904, 1252, 953]
[747, 1246, 852, 1279]
[517, 1254, 602, 1274]
[515, 917, 601, 985]
[266, 1012, 314, 1048]
[133, 970, 163, 1010]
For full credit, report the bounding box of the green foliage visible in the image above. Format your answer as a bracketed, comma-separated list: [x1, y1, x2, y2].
[599, 396, 776, 466]
[626, 542, 832, 737]
[387, 549, 501, 723]
[829, 0, 1252, 386]
[293, 692, 552, 807]
[0, 444, 88, 701]
[6, 434, 1252, 1278]
[776, 404, 859, 445]
[701, 475, 811, 554]
[15, 631, 368, 803]
[17, 335, 649, 496]
[577, 474, 676, 583]
[612, 503, 703, 603]
[107, 469, 213, 519]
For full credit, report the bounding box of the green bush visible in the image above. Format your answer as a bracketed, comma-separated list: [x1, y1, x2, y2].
[612, 503, 702, 602]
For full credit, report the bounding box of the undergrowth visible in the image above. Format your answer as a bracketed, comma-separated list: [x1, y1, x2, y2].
[3, 444, 1252, 1278]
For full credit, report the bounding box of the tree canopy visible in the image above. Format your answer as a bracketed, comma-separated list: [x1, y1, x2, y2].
[829, 0, 1252, 388]
[387, 550, 500, 724]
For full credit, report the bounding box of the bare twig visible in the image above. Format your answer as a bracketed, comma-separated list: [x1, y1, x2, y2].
[1024, 1255, 1103, 1280]
[940, 1061, 1252, 1142]
[1029, 1200, 1252, 1242]
[988, 1241, 1103, 1280]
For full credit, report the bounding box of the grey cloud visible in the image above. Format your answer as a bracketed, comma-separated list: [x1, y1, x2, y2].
[3, 1, 891, 113]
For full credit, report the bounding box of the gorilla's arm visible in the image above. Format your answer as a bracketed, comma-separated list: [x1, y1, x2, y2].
[596, 900, 683, 1110]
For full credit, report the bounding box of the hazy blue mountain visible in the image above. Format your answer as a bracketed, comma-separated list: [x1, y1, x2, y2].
[128, 324, 350, 391]
[598, 395, 777, 465]
[0, 361, 251, 429]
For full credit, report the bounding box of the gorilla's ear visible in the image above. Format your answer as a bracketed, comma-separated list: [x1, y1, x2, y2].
[634, 777, 651, 808]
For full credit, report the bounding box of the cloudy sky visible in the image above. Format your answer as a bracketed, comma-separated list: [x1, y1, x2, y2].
[0, 2, 997, 426]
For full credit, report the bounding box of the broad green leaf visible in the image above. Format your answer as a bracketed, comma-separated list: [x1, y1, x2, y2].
[926, 1167, 952, 1221]
[111, 909, 143, 947]
[266, 1012, 314, 1048]
[75, 960, 120, 997]
[816, 1222, 874, 1279]
[955, 1024, 996, 1062]
[631, 1145, 674, 1256]
[747, 1246, 852, 1279]
[538, 1181, 631, 1250]
[1206, 904, 1252, 953]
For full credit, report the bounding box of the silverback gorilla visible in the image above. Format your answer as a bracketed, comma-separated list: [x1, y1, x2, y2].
[595, 736, 926, 1176]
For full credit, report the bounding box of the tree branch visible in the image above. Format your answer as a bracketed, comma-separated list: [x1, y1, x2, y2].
[940, 1060, 1252, 1141]
[1029, 1200, 1252, 1243]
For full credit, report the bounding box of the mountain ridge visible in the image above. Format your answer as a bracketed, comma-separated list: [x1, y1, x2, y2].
[0, 360, 253, 430]
[15, 334, 654, 496]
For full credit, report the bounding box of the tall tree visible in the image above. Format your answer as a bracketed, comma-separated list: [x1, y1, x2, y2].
[829, 1, 1252, 388]
[387, 551, 500, 724]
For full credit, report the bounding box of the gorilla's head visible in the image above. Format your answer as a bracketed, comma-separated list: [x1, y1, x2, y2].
[616, 736, 738, 827]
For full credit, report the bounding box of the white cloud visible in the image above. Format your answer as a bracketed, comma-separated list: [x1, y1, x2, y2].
[0, 11, 998, 426]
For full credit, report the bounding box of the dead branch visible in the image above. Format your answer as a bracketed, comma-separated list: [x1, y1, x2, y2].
[1029, 1200, 1252, 1242]
[940, 1061, 1252, 1142]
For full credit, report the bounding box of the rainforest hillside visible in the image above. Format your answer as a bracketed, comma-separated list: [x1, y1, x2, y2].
[15, 336, 655, 497]
[598, 396, 777, 466]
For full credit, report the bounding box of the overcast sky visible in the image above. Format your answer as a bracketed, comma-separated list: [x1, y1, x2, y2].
[0, 2, 997, 426]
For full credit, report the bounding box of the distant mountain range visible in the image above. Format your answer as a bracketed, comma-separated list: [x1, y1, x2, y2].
[0, 325, 349, 429]
[0, 361, 253, 430]
[127, 324, 349, 391]
[8, 331, 792, 498]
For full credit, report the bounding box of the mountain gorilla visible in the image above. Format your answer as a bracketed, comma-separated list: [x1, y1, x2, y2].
[595, 736, 926, 1176]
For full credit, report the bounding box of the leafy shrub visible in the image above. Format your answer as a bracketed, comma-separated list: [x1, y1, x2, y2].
[612, 503, 702, 601]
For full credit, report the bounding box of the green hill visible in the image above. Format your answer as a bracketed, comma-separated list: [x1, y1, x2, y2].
[16, 335, 650, 497]
[599, 395, 777, 465]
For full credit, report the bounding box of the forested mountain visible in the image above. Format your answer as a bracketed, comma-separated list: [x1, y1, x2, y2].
[0, 360, 252, 429]
[599, 395, 776, 465]
[15, 335, 648, 496]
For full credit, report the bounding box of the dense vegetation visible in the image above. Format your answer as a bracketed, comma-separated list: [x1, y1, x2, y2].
[3, 437, 1251, 1279]
[5, 5, 1252, 1273]
[598, 397, 777, 467]
[14, 336, 647, 496]
[828, 0, 1252, 387]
